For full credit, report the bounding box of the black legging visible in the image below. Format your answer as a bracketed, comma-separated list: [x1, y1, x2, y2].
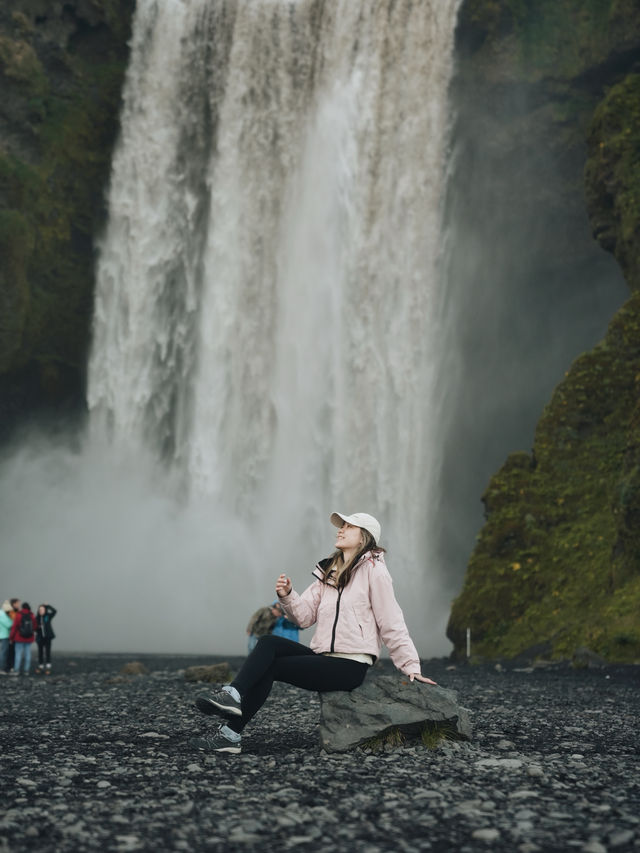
[228, 635, 369, 734]
[37, 638, 52, 665]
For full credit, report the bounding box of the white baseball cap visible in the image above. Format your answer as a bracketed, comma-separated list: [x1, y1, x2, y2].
[330, 512, 381, 545]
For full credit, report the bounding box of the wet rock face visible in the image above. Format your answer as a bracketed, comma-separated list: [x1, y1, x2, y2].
[0, 0, 134, 436]
[585, 73, 640, 292]
[448, 1, 640, 664]
[319, 675, 472, 752]
[448, 292, 640, 663]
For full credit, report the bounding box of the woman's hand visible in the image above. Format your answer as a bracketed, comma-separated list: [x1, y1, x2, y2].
[409, 673, 437, 685]
[275, 573, 292, 598]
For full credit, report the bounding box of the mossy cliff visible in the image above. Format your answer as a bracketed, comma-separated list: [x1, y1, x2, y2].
[448, 1, 640, 662]
[0, 0, 133, 435]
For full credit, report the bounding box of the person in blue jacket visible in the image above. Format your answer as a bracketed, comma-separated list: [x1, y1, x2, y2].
[270, 601, 299, 643]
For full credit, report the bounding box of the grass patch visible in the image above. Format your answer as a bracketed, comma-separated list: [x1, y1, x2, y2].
[360, 722, 459, 752]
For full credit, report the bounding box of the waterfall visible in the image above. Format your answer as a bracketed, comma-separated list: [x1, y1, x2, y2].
[85, 0, 461, 653]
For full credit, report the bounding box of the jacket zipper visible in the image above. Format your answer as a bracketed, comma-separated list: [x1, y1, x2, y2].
[330, 588, 343, 653]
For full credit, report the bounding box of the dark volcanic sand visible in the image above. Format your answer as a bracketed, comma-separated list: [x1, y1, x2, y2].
[1, 654, 639, 852]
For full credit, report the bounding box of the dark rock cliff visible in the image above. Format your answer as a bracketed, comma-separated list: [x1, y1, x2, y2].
[447, 0, 640, 662]
[0, 0, 133, 437]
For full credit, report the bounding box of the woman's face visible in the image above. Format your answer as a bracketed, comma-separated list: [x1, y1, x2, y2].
[335, 522, 363, 553]
[39, 606, 45, 615]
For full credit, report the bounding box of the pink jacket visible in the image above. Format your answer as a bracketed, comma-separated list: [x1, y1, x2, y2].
[279, 552, 421, 676]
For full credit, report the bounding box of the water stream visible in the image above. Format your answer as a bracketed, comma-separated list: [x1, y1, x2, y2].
[4, 0, 462, 655]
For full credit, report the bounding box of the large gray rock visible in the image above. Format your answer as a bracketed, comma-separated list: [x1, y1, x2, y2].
[319, 675, 472, 753]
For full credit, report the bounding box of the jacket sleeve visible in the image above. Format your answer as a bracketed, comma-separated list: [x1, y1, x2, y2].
[368, 561, 421, 676]
[9, 619, 17, 643]
[279, 579, 323, 629]
[47, 606, 57, 619]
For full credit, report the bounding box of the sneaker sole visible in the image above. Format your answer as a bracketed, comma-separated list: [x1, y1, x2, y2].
[195, 697, 242, 718]
[189, 739, 241, 754]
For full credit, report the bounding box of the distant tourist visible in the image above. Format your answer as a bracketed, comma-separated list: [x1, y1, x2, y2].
[270, 600, 300, 643]
[0, 601, 14, 675]
[5, 599, 20, 674]
[35, 603, 57, 675]
[191, 511, 437, 753]
[9, 601, 36, 676]
[245, 602, 281, 652]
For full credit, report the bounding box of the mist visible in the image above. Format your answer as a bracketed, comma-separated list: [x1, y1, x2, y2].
[0, 431, 257, 654]
[0, 428, 453, 656]
[432, 59, 630, 596]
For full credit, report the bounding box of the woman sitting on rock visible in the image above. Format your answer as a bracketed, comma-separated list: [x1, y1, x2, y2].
[191, 511, 436, 753]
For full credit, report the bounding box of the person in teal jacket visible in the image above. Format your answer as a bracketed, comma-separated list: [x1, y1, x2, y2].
[0, 601, 14, 675]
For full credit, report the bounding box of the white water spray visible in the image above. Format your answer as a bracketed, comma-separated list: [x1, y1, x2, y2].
[3, 0, 462, 655]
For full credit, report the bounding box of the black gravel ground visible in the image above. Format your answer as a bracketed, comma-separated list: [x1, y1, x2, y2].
[1, 654, 639, 852]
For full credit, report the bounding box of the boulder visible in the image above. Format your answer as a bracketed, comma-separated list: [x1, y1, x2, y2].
[119, 661, 148, 676]
[318, 675, 472, 753]
[572, 647, 608, 669]
[184, 663, 232, 683]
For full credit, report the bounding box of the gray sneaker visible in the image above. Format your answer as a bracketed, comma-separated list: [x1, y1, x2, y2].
[190, 728, 241, 754]
[195, 688, 241, 719]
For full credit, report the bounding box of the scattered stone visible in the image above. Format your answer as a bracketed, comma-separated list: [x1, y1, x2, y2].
[3, 653, 638, 853]
[476, 758, 523, 770]
[319, 675, 472, 752]
[472, 828, 501, 842]
[115, 835, 143, 851]
[609, 830, 635, 847]
[581, 841, 607, 853]
[183, 663, 232, 683]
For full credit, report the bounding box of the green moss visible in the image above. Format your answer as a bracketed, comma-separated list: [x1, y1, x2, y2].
[0, 10, 132, 399]
[0, 209, 31, 371]
[448, 292, 640, 663]
[511, 0, 611, 78]
[463, 0, 629, 81]
[585, 74, 640, 290]
[0, 35, 48, 94]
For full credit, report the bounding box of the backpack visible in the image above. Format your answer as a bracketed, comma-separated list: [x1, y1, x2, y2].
[18, 612, 33, 638]
[250, 607, 278, 637]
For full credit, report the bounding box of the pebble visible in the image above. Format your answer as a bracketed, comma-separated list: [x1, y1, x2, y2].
[2, 654, 638, 853]
[609, 830, 635, 847]
[582, 842, 607, 853]
[472, 828, 501, 841]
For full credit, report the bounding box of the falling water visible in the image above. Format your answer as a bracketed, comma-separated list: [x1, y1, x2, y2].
[84, 0, 461, 653]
